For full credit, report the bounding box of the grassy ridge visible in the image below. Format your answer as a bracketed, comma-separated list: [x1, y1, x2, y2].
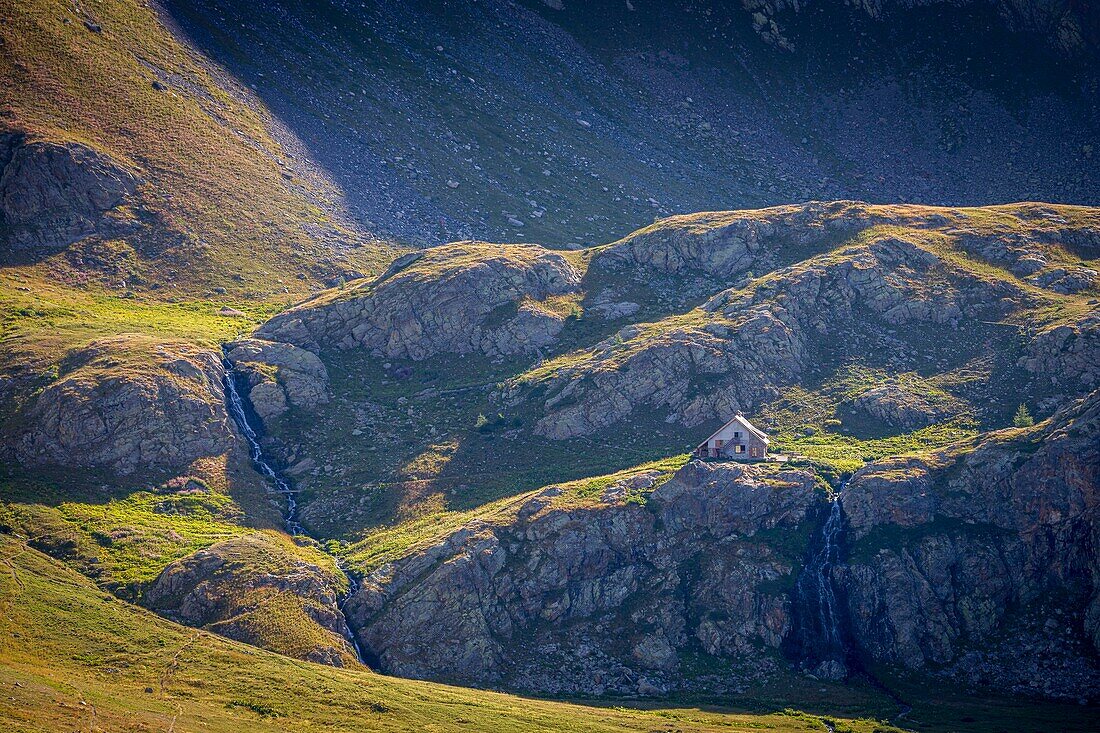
[286, 206, 1097, 540]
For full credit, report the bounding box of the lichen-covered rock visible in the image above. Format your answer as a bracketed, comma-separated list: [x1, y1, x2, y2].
[344, 462, 822, 693]
[15, 337, 232, 475]
[225, 338, 329, 423]
[1026, 266, 1098, 294]
[257, 242, 581, 359]
[0, 130, 141, 253]
[144, 532, 360, 667]
[593, 201, 875, 280]
[845, 381, 966, 430]
[1022, 309, 1100, 389]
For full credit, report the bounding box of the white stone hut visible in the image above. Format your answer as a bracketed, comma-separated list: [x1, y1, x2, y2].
[693, 412, 770, 460]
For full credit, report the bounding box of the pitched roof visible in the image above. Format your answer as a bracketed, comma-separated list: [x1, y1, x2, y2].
[697, 412, 770, 447]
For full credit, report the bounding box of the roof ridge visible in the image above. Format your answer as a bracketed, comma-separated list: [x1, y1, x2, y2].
[696, 413, 770, 447]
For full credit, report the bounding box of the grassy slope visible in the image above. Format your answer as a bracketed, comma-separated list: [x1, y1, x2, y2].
[0, 0, 394, 291]
[3, 533, 1096, 732]
[0, 533, 919, 733]
[0, 0, 401, 376]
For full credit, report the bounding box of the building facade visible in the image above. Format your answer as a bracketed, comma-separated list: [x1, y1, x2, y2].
[694, 412, 769, 460]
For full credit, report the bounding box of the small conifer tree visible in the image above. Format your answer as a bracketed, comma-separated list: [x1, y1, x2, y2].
[1013, 404, 1034, 427]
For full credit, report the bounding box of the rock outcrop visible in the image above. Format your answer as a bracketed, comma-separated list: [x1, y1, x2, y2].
[844, 380, 967, 430]
[593, 201, 876, 282]
[258, 242, 582, 359]
[224, 338, 329, 424]
[839, 389, 1100, 700]
[144, 532, 360, 666]
[518, 231, 1026, 439]
[346, 462, 823, 693]
[15, 337, 233, 475]
[1023, 309, 1100, 390]
[0, 130, 141, 254]
[343, 391, 1100, 700]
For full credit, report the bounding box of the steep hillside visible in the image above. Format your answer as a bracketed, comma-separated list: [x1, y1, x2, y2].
[239, 202, 1099, 536]
[1, 0, 395, 295]
[161, 0, 1098, 247]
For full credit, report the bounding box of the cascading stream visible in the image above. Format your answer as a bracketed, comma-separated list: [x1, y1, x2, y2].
[787, 491, 850, 680]
[812, 499, 845, 653]
[222, 357, 367, 665]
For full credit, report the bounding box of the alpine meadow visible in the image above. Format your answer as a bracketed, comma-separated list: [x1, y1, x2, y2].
[1, 1, 1099, 731]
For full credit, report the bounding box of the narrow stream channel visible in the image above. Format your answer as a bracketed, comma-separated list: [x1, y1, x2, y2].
[222, 356, 368, 666]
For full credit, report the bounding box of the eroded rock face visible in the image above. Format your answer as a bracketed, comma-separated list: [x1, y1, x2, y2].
[224, 338, 329, 424]
[144, 533, 360, 667]
[15, 338, 232, 475]
[0, 131, 141, 254]
[257, 242, 582, 359]
[840, 390, 1100, 700]
[345, 462, 822, 694]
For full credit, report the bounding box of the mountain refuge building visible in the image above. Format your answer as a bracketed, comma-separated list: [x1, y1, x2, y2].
[694, 412, 770, 460]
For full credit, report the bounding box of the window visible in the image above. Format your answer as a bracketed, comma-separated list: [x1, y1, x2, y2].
[734, 431, 741, 438]
[735, 445, 744, 453]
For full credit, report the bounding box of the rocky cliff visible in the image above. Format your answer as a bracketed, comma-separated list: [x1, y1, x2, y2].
[345, 462, 824, 694]
[840, 388, 1100, 700]
[344, 390, 1100, 700]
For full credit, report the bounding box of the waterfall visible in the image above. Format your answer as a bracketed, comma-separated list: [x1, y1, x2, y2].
[221, 357, 367, 665]
[786, 493, 849, 680]
[810, 499, 845, 655]
[222, 358, 302, 534]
